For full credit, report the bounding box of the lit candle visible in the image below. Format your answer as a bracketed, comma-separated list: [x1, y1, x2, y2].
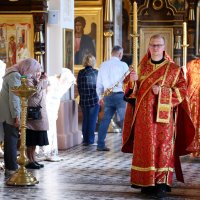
[183, 22, 187, 44]
[182, 22, 188, 78]
[133, 2, 137, 34]
[132, 1, 138, 74]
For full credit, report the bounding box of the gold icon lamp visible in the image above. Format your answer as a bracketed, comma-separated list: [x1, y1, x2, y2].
[6, 76, 39, 186]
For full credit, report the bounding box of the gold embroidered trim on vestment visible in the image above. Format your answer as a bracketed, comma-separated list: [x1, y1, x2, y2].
[174, 87, 183, 103]
[156, 88, 172, 123]
[156, 62, 172, 123]
[172, 67, 181, 87]
[132, 165, 174, 172]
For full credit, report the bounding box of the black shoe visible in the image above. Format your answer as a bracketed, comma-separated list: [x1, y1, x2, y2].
[141, 186, 156, 195]
[155, 189, 166, 199]
[97, 147, 110, 151]
[34, 161, 44, 168]
[82, 143, 89, 146]
[26, 162, 40, 169]
[151, 184, 167, 199]
[131, 184, 141, 189]
[166, 185, 171, 192]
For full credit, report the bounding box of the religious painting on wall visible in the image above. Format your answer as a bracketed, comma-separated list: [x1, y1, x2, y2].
[122, 0, 131, 55]
[63, 29, 73, 71]
[74, 7, 103, 73]
[0, 15, 34, 67]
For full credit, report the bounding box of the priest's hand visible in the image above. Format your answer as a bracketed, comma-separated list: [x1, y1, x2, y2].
[152, 85, 160, 95]
[130, 70, 138, 81]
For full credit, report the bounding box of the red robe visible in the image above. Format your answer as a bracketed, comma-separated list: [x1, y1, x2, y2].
[186, 58, 200, 157]
[122, 58, 195, 187]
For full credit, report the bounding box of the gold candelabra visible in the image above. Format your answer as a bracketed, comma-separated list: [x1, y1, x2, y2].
[101, 69, 130, 98]
[6, 76, 39, 186]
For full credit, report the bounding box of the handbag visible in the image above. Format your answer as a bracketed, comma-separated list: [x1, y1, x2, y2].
[27, 106, 42, 120]
[27, 86, 43, 120]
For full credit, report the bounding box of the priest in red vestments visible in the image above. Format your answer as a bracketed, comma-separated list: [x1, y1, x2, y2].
[186, 57, 200, 157]
[122, 34, 195, 198]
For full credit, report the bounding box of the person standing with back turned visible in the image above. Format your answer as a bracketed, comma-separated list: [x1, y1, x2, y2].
[122, 34, 195, 198]
[96, 45, 129, 151]
[77, 54, 100, 146]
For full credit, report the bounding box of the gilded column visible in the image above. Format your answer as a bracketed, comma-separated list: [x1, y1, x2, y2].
[103, 0, 121, 133]
[103, 0, 113, 60]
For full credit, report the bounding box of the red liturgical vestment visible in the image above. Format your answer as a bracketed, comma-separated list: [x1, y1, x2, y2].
[122, 58, 195, 187]
[186, 58, 200, 157]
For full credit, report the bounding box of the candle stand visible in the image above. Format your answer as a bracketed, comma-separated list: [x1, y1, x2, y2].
[6, 76, 39, 186]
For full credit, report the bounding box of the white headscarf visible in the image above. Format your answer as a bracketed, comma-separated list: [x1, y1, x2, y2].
[4, 58, 41, 79]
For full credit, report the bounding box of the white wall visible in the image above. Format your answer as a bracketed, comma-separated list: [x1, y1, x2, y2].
[113, 0, 122, 46]
[47, 0, 74, 76]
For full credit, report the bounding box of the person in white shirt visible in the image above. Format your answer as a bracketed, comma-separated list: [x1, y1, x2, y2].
[96, 45, 129, 151]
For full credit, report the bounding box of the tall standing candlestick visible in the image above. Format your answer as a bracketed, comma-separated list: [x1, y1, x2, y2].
[132, 1, 138, 74]
[182, 22, 188, 79]
[133, 2, 137, 34]
[183, 22, 187, 44]
[6, 76, 39, 186]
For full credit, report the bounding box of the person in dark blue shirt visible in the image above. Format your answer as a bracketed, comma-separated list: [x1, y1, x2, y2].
[77, 54, 99, 146]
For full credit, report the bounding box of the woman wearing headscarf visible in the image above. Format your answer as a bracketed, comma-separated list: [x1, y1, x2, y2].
[25, 70, 49, 169]
[0, 58, 41, 177]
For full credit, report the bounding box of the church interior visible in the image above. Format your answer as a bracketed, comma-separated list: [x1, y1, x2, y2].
[0, 0, 200, 199]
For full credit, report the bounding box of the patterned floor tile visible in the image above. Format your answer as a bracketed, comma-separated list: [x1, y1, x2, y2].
[0, 133, 199, 200]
